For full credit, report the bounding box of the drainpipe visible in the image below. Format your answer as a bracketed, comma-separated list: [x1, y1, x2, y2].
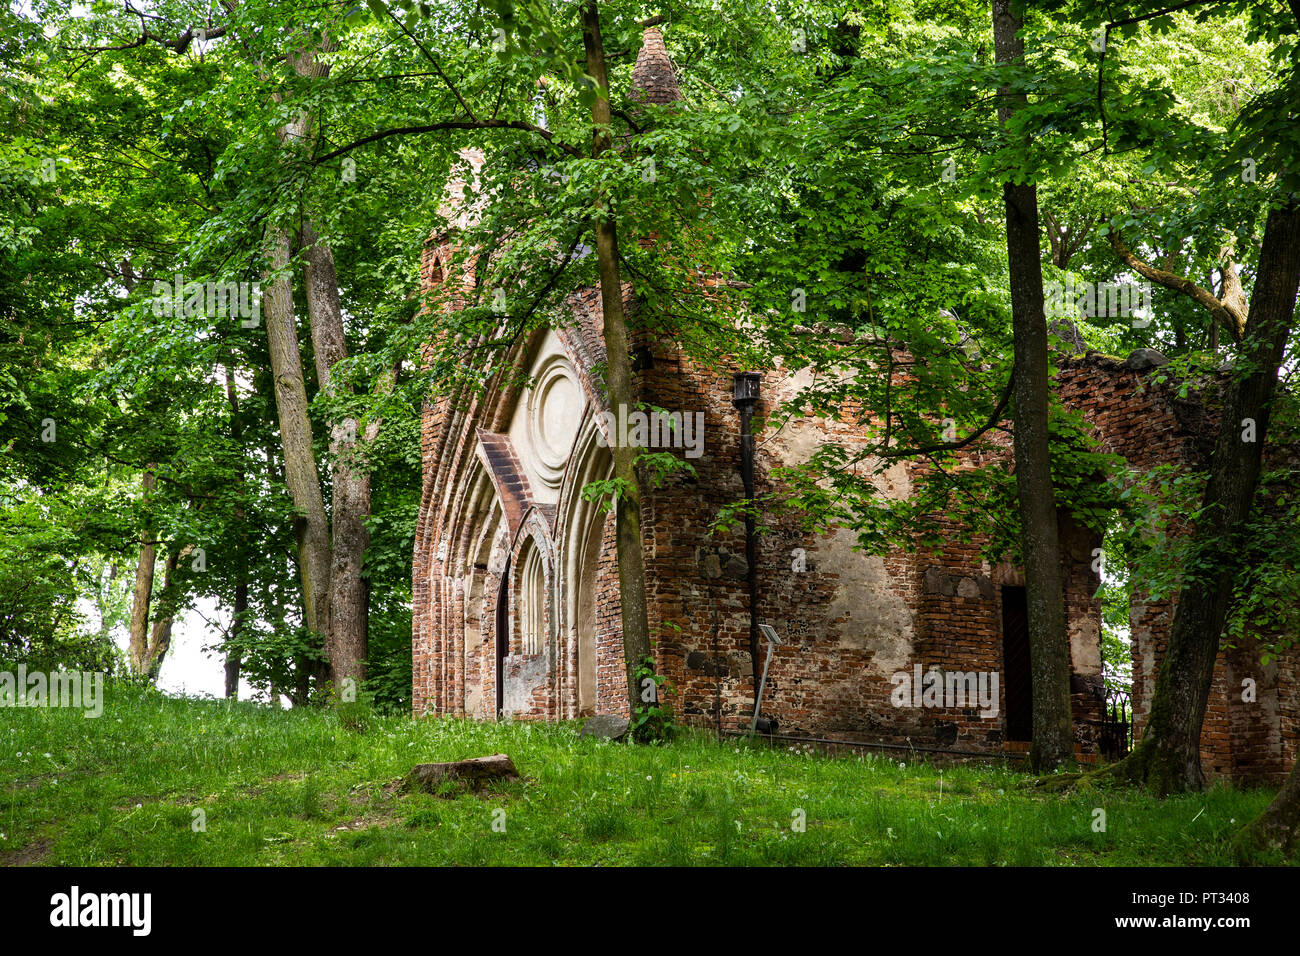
[732, 371, 763, 716]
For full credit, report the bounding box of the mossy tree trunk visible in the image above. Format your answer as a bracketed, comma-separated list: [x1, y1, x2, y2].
[581, 0, 654, 719]
[1116, 203, 1300, 795]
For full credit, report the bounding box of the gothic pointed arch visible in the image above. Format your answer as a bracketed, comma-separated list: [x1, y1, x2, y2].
[554, 415, 616, 717]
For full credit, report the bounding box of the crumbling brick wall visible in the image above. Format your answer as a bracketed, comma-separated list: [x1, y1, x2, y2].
[629, 342, 1107, 754]
[412, 199, 1293, 780]
[413, 278, 1297, 780]
[1057, 352, 1297, 784]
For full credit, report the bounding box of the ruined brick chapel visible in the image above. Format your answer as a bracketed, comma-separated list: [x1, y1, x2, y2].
[411, 29, 1298, 784]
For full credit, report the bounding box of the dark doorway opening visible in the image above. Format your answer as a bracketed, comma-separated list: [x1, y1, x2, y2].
[495, 557, 511, 719]
[1001, 585, 1032, 742]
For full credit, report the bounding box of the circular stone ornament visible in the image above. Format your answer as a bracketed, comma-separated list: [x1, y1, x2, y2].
[528, 356, 582, 487]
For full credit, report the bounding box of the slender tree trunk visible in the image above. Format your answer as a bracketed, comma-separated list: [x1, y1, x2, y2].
[222, 5, 340, 692]
[268, 39, 371, 694]
[128, 469, 158, 677]
[993, 0, 1074, 770]
[144, 547, 184, 682]
[301, 220, 370, 691]
[262, 223, 332, 641]
[94, 561, 120, 647]
[1230, 208, 1300, 855]
[582, 0, 654, 718]
[226, 577, 247, 698]
[263, 431, 289, 708]
[1116, 204, 1300, 795]
[245, 34, 337, 683]
[224, 363, 247, 699]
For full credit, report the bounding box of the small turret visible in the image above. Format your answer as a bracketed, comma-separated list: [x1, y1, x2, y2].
[630, 28, 681, 105]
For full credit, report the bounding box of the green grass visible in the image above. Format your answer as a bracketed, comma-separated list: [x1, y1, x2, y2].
[0, 683, 1283, 866]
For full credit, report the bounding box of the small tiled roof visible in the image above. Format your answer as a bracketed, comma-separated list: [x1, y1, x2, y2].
[475, 430, 534, 539]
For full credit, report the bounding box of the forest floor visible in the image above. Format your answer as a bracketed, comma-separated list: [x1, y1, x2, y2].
[0, 683, 1286, 866]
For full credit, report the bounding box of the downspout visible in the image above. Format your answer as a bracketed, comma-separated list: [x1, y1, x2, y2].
[732, 371, 763, 717]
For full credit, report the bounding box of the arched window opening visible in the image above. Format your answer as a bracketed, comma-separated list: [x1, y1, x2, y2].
[519, 542, 547, 656]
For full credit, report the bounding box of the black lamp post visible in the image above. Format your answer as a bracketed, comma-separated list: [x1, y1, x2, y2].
[732, 371, 763, 715]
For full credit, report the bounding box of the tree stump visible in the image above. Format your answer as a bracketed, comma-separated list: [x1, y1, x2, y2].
[401, 754, 521, 795]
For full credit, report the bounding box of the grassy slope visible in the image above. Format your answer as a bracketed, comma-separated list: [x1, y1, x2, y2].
[0, 684, 1283, 866]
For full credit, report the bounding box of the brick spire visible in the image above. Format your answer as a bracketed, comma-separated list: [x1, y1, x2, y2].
[630, 27, 681, 104]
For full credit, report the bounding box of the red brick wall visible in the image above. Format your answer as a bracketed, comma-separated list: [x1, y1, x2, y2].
[631, 347, 1105, 752]
[1057, 354, 1297, 784]
[411, 246, 1296, 779]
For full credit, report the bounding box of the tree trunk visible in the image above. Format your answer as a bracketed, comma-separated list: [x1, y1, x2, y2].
[224, 363, 246, 699]
[144, 547, 183, 681]
[301, 220, 370, 691]
[267, 38, 370, 694]
[582, 0, 654, 719]
[993, 0, 1074, 771]
[1117, 203, 1300, 795]
[1236, 744, 1300, 861]
[247, 34, 337, 680]
[401, 754, 521, 794]
[128, 469, 157, 677]
[262, 222, 332, 641]
[226, 577, 246, 699]
[93, 561, 120, 647]
[263, 431, 290, 708]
